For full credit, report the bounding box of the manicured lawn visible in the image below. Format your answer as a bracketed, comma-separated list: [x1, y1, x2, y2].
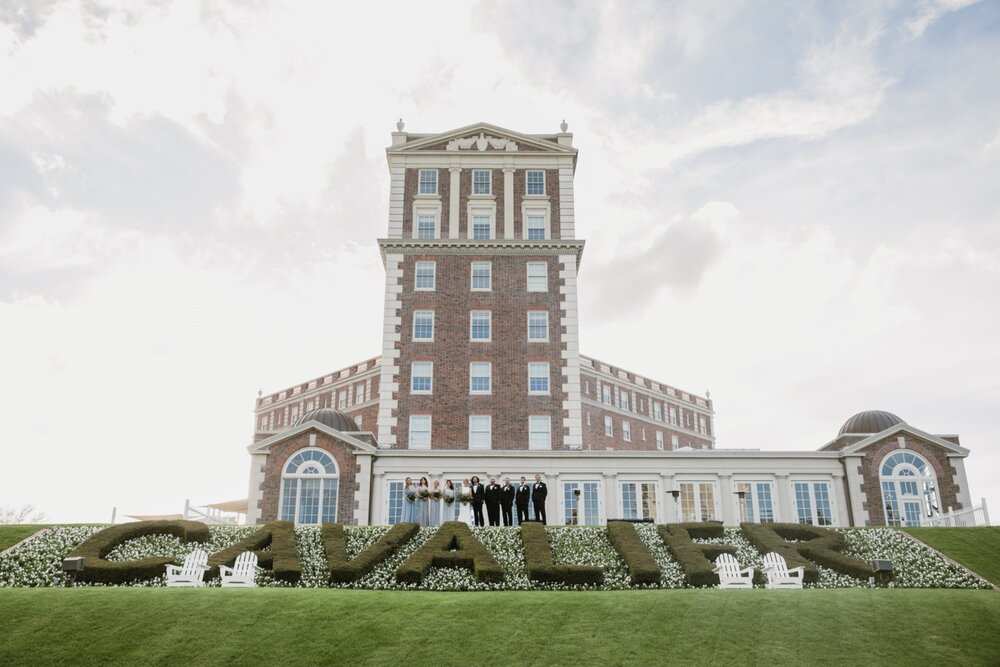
[0, 588, 997, 666]
[905, 527, 1000, 586]
[0, 526, 47, 552]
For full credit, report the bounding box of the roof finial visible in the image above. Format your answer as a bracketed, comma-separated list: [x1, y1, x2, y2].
[560, 119, 568, 133]
[396, 118, 405, 132]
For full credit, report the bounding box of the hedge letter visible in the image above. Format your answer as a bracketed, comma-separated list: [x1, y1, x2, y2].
[606, 521, 660, 585]
[324, 522, 419, 583]
[521, 522, 604, 585]
[207, 520, 301, 583]
[740, 522, 871, 582]
[657, 522, 736, 587]
[69, 520, 210, 585]
[395, 521, 503, 584]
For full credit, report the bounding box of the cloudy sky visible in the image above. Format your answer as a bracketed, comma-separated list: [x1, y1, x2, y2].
[1, 0, 997, 523]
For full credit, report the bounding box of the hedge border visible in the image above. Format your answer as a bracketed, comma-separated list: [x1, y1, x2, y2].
[207, 521, 301, 583]
[394, 522, 504, 585]
[741, 523, 872, 582]
[607, 521, 661, 585]
[657, 522, 735, 587]
[68, 520, 210, 585]
[324, 522, 419, 583]
[521, 523, 604, 585]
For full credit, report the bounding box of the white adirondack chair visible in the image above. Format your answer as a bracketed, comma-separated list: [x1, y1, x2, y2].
[165, 549, 209, 587]
[762, 552, 804, 589]
[713, 553, 754, 589]
[219, 551, 259, 588]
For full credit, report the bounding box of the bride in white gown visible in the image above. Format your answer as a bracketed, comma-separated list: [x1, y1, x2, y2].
[457, 479, 474, 526]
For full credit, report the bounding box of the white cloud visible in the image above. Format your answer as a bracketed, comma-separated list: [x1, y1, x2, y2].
[903, 0, 982, 39]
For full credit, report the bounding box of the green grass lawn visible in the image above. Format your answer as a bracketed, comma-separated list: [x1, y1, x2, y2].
[0, 588, 997, 666]
[0, 526, 47, 552]
[905, 527, 1000, 586]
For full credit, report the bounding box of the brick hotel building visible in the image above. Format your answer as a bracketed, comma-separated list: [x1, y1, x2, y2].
[245, 122, 977, 529]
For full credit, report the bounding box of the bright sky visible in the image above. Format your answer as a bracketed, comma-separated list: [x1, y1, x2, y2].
[1, 1, 997, 524]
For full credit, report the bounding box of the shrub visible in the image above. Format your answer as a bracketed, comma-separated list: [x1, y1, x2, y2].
[395, 522, 504, 585]
[207, 521, 301, 583]
[68, 521, 210, 585]
[521, 523, 604, 585]
[324, 522, 419, 583]
[657, 522, 735, 587]
[741, 523, 872, 583]
[607, 521, 660, 585]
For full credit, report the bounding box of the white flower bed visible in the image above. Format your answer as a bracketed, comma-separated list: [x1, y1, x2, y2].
[0, 524, 990, 590]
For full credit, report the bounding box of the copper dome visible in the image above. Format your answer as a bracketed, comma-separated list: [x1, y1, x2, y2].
[293, 408, 359, 432]
[838, 410, 904, 436]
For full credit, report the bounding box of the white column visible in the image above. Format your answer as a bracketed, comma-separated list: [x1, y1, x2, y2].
[832, 472, 849, 528]
[503, 168, 514, 239]
[604, 473, 618, 524]
[449, 168, 461, 239]
[371, 472, 385, 525]
[376, 254, 404, 448]
[775, 473, 791, 523]
[718, 473, 734, 526]
[660, 472, 676, 524]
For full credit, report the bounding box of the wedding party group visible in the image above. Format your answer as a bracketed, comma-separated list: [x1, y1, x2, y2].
[401, 475, 549, 527]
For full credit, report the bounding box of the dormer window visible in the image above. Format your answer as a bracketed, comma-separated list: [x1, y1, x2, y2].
[472, 170, 491, 195]
[418, 169, 438, 195]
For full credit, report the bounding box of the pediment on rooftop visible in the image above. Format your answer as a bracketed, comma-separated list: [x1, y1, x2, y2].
[390, 122, 576, 154]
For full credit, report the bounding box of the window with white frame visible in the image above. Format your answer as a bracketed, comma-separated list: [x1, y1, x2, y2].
[472, 214, 491, 240]
[472, 169, 491, 194]
[655, 431, 664, 450]
[411, 362, 433, 394]
[526, 262, 548, 291]
[470, 311, 491, 341]
[412, 311, 434, 341]
[469, 415, 492, 449]
[653, 402, 662, 421]
[735, 482, 775, 523]
[562, 481, 600, 525]
[670, 434, 679, 449]
[414, 261, 435, 290]
[880, 451, 938, 527]
[386, 480, 404, 525]
[602, 385, 611, 405]
[338, 391, 347, 409]
[305, 400, 314, 412]
[668, 407, 678, 425]
[355, 416, 362, 428]
[470, 362, 492, 394]
[526, 213, 545, 240]
[622, 421, 631, 442]
[604, 415, 613, 437]
[471, 262, 491, 291]
[619, 391, 630, 412]
[409, 415, 432, 449]
[416, 214, 436, 239]
[528, 415, 551, 449]
[526, 170, 545, 195]
[279, 449, 339, 525]
[679, 482, 716, 522]
[621, 482, 658, 521]
[528, 362, 550, 394]
[527, 311, 548, 341]
[418, 169, 438, 195]
[355, 384, 365, 404]
[290, 405, 300, 423]
[793, 482, 834, 526]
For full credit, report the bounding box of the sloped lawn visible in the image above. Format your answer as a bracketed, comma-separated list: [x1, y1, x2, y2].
[905, 527, 1000, 586]
[0, 526, 47, 553]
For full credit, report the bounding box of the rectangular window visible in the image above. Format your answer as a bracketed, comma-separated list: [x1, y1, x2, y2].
[472, 169, 491, 195]
[527, 311, 549, 341]
[411, 362, 433, 394]
[290, 405, 300, 422]
[653, 402, 662, 421]
[469, 415, 492, 449]
[528, 362, 550, 394]
[619, 391, 630, 412]
[793, 482, 834, 525]
[526, 214, 545, 240]
[338, 392, 347, 409]
[668, 407, 678, 425]
[417, 215, 436, 239]
[355, 385, 365, 404]
[736, 482, 776, 523]
[386, 481, 403, 525]
[528, 415, 551, 449]
[414, 261, 435, 290]
[409, 415, 431, 448]
[794, 483, 813, 525]
[526, 170, 545, 195]
[679, 482, 716, 522]
[622, 421, 631, 442]
[563, 481, 600, 525]
[471, 262, 491, 291]
[621, 482, 657, 521]
[470, 362, 492, 394]
[470, 311, 491, 341]
[670, 434, 679, 448]
[526, 262, 548, 291]
[604, 415, 613, 436]
[656, 431, 664, 450]
[418, 169, 438, 195]
[602, 385, 611, 405]
[472, 214, 491, 240]
[412, 311, 434, 341]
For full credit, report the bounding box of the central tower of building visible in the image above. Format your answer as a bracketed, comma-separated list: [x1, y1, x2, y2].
[375, 122, 585, 451]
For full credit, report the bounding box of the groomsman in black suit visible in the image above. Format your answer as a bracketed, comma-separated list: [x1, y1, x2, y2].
[484, 477, 502, 526]
[500, 477, 515, 526]
[515, 476, 531, 523]
[471, 476, 486, 527]
[532, 474, 548, 525]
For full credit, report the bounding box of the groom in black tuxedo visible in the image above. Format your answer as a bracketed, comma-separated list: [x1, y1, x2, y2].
[500, 477, 515, 526]
[470, 476, 486, 527]
[484, 477, 502, 526]
[515, 476, 531, 523]
[532, 474, 548, 524]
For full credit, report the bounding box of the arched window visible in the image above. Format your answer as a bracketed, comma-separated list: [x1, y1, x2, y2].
[879, 451, 938, 527]
[279, 449, 339, 525]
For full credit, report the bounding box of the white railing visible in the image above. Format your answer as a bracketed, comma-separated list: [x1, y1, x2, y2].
[923, 498, 991, 527]
[183, 499, 245, 526]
